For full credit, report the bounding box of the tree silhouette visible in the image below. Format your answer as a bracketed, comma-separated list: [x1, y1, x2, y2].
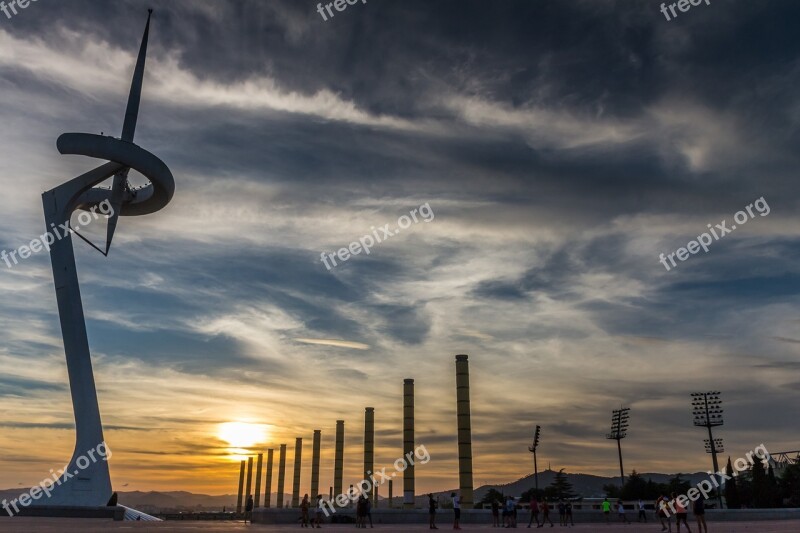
[724, 457, 741, 509]
[477, 488, 505, 509]
[549, 469, 578, 500]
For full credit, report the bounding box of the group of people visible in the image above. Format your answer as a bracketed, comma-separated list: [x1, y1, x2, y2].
[599, 495, 708, 533]
[244, 490, 709, 531]
[428, 491, 462, 530]
[655, 493, 708, 533]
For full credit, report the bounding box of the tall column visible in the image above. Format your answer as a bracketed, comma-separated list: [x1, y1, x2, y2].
[265, 449, 274, 508]
[455, 354, 475, 508]
[292, 437, 303, 507]
[364, 407, 375, 504]
[403, 378, 415, 509]
[334, 420, 345, 500]
[236, 459, 245, 513]
[245, 456, 254, 508]
[277, 444, 287, 508]
[388, 479, 393, 508]
[254, 453, 263, 507]
[311, 430, 321, 498]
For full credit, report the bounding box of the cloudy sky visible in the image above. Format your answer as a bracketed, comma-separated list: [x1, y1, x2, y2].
[0, 0, 799, 497]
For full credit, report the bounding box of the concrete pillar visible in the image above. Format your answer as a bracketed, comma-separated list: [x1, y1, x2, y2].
[388, 479, 393, 508]
[245, 456, 254, 508]
[236, 459, 245, 513]
[265, 449, 274, 508]
[403, 378, 415, 509]
[363, 407, 375, 504]
[334, 420, 344, 500]
[277, 444, 287, 508]
[329, 486, 333, 501]
[254, 453, 263, 507]
[291, 437, 303, 507]
[311, 430, 321, 498]
[455, 354, 474, 508]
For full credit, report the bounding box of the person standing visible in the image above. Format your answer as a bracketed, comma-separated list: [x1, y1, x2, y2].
[244, 494, 254, 524]
[527, 496, 539, 528]
[507, 496, 517, 528]
[637, 499, 647, 523]
[314, 494, 324, 528]
[356, 494, 367, 528]
[452, 492, 462, 530]
[429, 493, 439, 530]
[538, 499, 554, 528]
[492, 497, 500, 527]
[693, 497, 707, 533]
[657, 495, 672, 533]
[672, 493, 692, 533]
[601, 498, 611, 523]
[365, 494, 374, 529]
[617, 500, 630, 524]
[300, 494, 310, 528]
[565, 500, 574, 527]
[557, 500, 566, 526]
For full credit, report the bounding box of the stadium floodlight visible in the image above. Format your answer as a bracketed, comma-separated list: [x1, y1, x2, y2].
[605, 408, 630, 486]
[528, 425, 542, 490]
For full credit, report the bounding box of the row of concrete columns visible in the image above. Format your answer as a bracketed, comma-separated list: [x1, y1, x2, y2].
[235, 355, 474, 512]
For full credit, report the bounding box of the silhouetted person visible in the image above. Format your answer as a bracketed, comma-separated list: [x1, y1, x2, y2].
[657, 495, 672, 533]
[492, 497, 500, 527]
[314, 494, 324, 528]
[565, 500, 574, 526]
[429, 493, 438, 529]
[638, 499, 647, 522]
[301, 493, 310, 528]
[527, 495, 539, 528]
[365, 495, 373, 528]
[672, 493, 691, 533]
[244, 494, 254, 524]
[693, 497, 707, 533]
[538, 499, 554, 528]
[356, 494, 366, 528]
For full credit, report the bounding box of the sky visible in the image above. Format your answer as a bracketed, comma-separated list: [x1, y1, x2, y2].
[0, 0, 799, 497]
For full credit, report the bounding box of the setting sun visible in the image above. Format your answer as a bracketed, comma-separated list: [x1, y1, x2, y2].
[217, 422, 268, 450]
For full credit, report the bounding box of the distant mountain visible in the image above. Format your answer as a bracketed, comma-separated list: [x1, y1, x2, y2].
[470, 469, 712, 501]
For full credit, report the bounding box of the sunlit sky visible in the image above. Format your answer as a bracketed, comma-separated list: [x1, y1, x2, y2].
[1, 0, 799, 497]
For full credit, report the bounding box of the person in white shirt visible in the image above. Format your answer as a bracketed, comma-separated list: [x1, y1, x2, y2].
[638, 499, 647, 523]
[451, 492, 461, 530]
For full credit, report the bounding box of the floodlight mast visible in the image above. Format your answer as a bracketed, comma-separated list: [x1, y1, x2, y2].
[692, 392, 724, 509]
[528, 425, 541, 491]
[606, 407, 630, 487]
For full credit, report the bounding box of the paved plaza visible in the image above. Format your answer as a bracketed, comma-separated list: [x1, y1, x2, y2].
[1, 519, 800, 532]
